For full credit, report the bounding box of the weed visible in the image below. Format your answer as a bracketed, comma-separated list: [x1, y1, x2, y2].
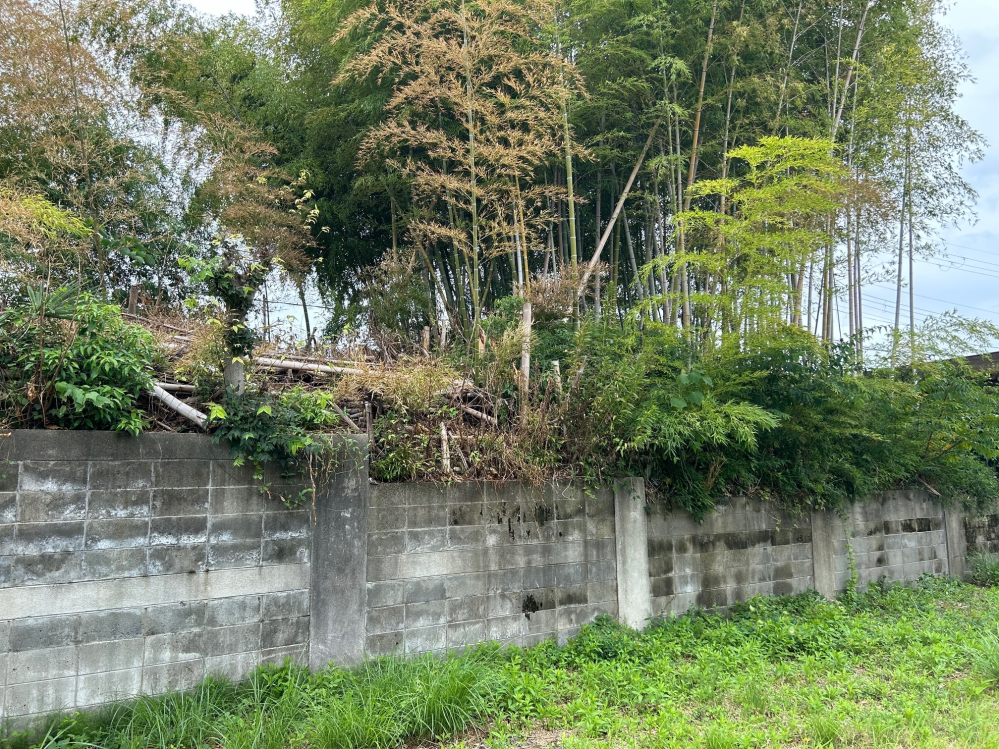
[970, 627, 999, 687]
[807, 712, 842, 747]
[968, 551, 999, 587]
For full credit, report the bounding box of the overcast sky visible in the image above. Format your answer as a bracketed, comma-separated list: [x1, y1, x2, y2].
[186, 0, 999, 338]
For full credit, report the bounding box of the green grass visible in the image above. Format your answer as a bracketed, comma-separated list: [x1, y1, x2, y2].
[8, 576, 999, 749]
[968, 551, 999, 587]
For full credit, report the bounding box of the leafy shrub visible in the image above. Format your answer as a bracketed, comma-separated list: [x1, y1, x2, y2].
[207, 386, 353, 504]
[967, 552, 999, 587]
[0, 289, 158, 434]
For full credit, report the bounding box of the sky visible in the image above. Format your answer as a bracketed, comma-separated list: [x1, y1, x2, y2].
[187, 0, 999, 342]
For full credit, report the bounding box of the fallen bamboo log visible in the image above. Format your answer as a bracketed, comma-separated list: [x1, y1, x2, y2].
[254, 356, 365, 376]
[150, 385, 207, 429]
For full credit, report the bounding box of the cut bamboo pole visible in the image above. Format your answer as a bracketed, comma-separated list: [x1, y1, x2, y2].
[150, 385, 207, 429]
[254, 357, 365, 376]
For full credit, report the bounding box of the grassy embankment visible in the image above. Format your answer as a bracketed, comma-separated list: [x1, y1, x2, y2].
[10, 571, 999, 749]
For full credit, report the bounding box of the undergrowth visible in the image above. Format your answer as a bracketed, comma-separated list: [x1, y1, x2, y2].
[10, 576, 999, 749]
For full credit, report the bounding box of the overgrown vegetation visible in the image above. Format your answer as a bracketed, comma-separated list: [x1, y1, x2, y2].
[0, 289, 159, 435]
[968, 552, 999, 588]
[12, 576, 999, 748]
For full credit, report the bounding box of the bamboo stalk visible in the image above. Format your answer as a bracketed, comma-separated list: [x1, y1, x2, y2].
[149, 386, 207, 429]
[254, 357, 365, 376]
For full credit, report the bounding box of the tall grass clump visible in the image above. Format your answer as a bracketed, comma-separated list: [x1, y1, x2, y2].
[967, 551, 999, 587]
[309, 654, 495, 749]
[970, 627, 999, 687]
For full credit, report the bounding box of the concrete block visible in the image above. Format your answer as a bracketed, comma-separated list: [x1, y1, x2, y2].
[405, 600, 447, 628]
[19, 461, 88, 493]
[151, 487, 210, 517]
[524, 607, 556, 633]
[448, 525, 487, 549]
[367, 605, 405, 635]
[554, 562, 586, 587]
[81, 547, 147, 581]
[263, 511, 310, 540]
[447, 595, 488, 623]
[143, 601, 206, 635]
[8, 645, 78, 684]
[404, 577, 446, 603]
[398, 550, 451, 578]
[0, 462, 18, 492]
[404, 625, 445, 654]
[153, 460, 210, 489]
[557, 584, 588, 607]
[207, 595, 261, 627]
[14, 521, 86, 554]
[144, 630, 205, 665]
[586, 538, 616, 562]
[147, 544, 207, 575]
[77, 667, 143, 706]
[487, 614, 523, 642]
[142, 660, 204, 695]
[209, 513, 263, 543]
[78, 637, 145, 674]
[262, 538, 310, 565]
[523, 565, 556, 590]
[89, 461, 153, 491]
[366, 581, 404, 608]
[406, 528, 447, 553]
[366, 554, 400, 582]
[365, 631, 403, 657]
[206, 651, 260, 681]
[8, 552, 83, 586]
[150, 515, 207, 545]
[261, 644, 307, 665]
[368, 531, 406, 557]
[0, 492, 15, 524]
[208, 540, 262, 569]
[80, 608, 144, 643]
[210, 460, 258, 489]
[444, 571, 489, 599]
[210, 485, 264, 515]
[368, 507, 405, 533]
[205, 623, 260, 656]
[261, 616, 310, 649]
[486, 591, 521, 618]
[555, 518, 586, 542]
[447, 620, 485, 648]
[17, 491, 88, 522]
[10, 614, 79, 650]
[262, 589, 310, 620]
[85, 518, 149, 550]
[489, 568, 523, 593]
[4, 676, 77, 717]
[407, 503, 447, 529]
[587, 580, 617, 604]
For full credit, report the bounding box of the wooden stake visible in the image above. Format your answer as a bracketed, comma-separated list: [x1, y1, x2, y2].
[440, 424, 451, 474]
[149, 385, 207, 429]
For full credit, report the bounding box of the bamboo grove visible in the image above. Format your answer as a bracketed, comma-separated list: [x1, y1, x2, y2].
[0, 0, 984, 357]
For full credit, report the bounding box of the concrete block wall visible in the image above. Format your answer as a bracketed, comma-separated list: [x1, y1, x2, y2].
[0, 431, 312, 725]
[1, 429, 989, 727]
[821, 491, 948, 592]
[646, 496, 814, 617]
[965, 509, 999, 555]
[362, 482, 619, 655]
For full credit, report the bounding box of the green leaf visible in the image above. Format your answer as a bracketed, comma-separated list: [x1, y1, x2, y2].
[256, 405, 273, 416]
[689, 391, 704, 405]
[670, 397, 687, 409]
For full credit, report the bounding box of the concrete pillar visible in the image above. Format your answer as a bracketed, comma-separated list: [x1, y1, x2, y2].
[310, 436, 370, 668]
[613, 477, 652, 629]
[943, 508, 967, 580]
[810, 510, 837, 599]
